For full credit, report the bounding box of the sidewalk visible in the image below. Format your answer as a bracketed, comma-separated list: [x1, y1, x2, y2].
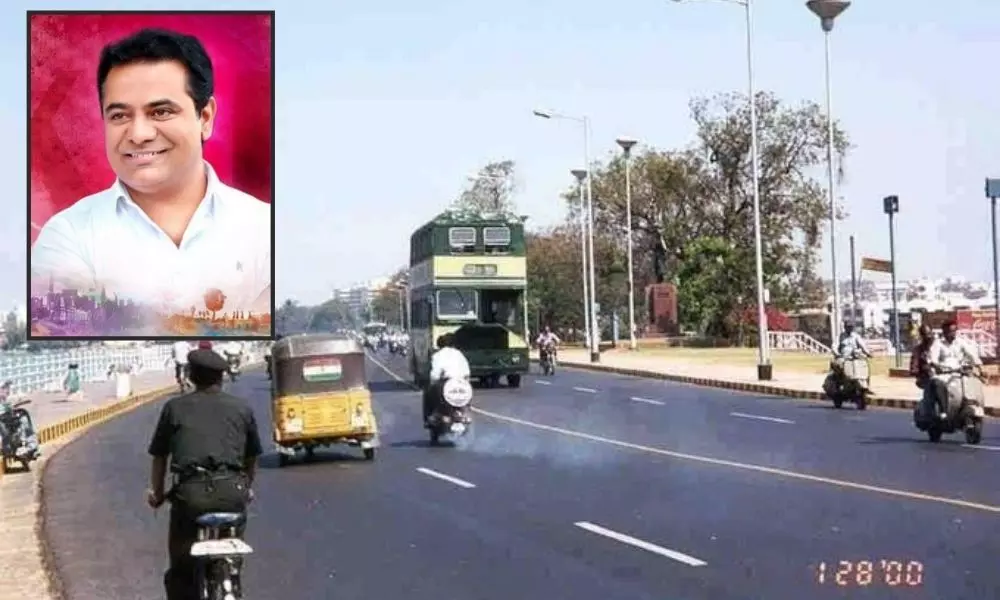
[555, 349, 1000, 416]
[0, 369, 177, 599]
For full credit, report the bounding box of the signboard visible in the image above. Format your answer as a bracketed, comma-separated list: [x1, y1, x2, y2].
[956, 309, 998, 334]
[860, 257, 893, 273]
[302, 358, 342, 382]
[462, 263, 498, 277]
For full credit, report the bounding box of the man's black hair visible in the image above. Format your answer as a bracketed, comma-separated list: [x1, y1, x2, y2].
[97, 28, 214, 112]
[942, 320, 957, 331]
[189, 363, 223, 389]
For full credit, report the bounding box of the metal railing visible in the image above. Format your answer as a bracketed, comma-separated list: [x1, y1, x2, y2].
[768, 331, 832, 354]
[0, 345, 174, 395]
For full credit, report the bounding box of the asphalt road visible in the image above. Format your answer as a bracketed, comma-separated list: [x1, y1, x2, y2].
[41, 354, 1000, 599]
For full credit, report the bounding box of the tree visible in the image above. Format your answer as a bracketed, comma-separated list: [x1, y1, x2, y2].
[3, 311, 25, 350]
[526, 226, 585, 336]
[452, 159, 519, 213]
[308, 299, 354, 332]
[369, 267, 409, 328]
[563, 90, 850, 340]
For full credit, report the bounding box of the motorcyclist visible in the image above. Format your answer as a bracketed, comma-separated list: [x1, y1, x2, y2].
[423, 333, 471, 424]
[222, 342, 243, 375]
[926, 320, 983, 420]
[536, 326, 560, 367]
[0, 381, 40, 464]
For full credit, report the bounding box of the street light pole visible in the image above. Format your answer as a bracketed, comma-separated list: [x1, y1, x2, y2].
[883, 195, 901, 368]
[572, 168, 592, 348]
[806, 0, 850, 343]
[535, 108, 600, 362]
[671, 0, 770, 380]
[985, 178, 1000, 363]
[616, 137, 638, 351]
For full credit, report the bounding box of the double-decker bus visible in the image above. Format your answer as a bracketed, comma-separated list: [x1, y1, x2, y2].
[407, 210, 529, 388]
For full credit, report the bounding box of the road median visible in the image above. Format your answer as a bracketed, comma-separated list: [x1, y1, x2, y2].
[551, 348, 1000, 417]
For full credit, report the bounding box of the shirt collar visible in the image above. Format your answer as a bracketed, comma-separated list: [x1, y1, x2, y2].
[113, 160, 222, 220]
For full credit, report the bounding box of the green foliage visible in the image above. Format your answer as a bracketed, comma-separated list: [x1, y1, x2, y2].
[3, 311, 25, 350]
[451, 160, 520, 214]
[536, 90, 850, 341]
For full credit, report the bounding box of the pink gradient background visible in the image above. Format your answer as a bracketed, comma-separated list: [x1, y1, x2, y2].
[29, 12, 273, 245]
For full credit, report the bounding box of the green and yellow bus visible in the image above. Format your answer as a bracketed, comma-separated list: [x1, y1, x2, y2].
[407, 211, 530, 388]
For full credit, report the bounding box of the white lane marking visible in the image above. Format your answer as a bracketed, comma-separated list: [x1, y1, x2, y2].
[963, 444, 1000, 451]
[730, 412, 795, 425]
[574, 521, 707, 567]
[573, 386, 597, 393]
[416, 467, 476, 489]
[535, 380, 552, 385]
[630, 396, 664, 406]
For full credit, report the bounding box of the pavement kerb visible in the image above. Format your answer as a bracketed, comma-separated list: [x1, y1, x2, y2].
[539, 359, 1000, 418]
[0, 385, 175, 600]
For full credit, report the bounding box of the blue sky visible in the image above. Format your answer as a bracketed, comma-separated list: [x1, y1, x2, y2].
[3, 0, 1000, 307]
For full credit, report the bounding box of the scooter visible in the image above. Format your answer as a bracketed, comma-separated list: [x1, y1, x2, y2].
[913, 366, 986, 444]
[822, 356, 872, 410]
[427, 377, 474, 445]
[0, 398, 41, 473]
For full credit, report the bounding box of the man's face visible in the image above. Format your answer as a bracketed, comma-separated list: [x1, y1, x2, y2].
[102, 60, 216, 195]
[944, 326, 956, 342]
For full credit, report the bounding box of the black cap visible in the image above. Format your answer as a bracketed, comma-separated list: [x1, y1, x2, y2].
[187, 349, 230, 372]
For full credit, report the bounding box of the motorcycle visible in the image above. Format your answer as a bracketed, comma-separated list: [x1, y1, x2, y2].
[427, 377, 474, 445]
[822, 355, 871, 410]
[0, 398, 41, 473]
[913, 365, 986, 444]
[539, 345, 557, 376]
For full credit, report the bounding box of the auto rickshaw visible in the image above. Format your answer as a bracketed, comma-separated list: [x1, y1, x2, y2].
[270, 334, 379, 465]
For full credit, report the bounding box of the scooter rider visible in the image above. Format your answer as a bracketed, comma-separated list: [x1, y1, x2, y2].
[423, 333, 471, 424]
[831, 323, 871, 382]
[926, 320, 983, 420]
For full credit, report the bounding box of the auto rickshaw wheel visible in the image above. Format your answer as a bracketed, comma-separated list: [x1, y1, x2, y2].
[363, 448, 376, 460]
[429, 429, 440, 445]
[928, 428, 943, 443]
[277, 453, 289, 467]
[304, 446, 316, 460]
[507, 374, 521, 388]
[965, 422, 983, 445]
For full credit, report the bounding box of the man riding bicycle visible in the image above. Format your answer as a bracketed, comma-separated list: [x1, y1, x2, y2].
[536, 326, 560, 367]
[146, 348, 263, 600]
[171, 340, 192, 391]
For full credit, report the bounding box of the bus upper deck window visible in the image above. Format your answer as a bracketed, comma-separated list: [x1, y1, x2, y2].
[483, 226, 511, 253]
[449, 227, 477, 253]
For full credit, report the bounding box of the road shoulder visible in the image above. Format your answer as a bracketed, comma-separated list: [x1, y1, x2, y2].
[0, 372, 175, 600]
[554, 349, 1000, 416]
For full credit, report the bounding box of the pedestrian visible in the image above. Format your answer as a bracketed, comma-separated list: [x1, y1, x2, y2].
[63, 363, 82, 401]
[146, 347, 262, 600]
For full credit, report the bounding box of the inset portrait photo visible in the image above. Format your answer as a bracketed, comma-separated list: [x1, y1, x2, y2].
[28, 11, 274, 339]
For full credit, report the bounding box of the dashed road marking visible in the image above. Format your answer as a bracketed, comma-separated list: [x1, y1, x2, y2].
[416, 467, 476, 489]
[963, 444, 1000, 451]
[630, 396, 664, 405]
[573, 386, 597, 394]
[574, 521, 707, 566]
[730, 412, 795, 425]
[367, 354, 1000, 514]
[535, 380, 552, 386]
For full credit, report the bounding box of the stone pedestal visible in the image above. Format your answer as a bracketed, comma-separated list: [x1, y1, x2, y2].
[645, 283, 679, 335]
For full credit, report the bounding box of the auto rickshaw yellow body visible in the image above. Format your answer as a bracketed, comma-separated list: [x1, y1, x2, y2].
[270, 334, 378, 465]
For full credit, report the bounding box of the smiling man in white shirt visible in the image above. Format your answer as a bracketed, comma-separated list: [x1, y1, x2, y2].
[30, 28, 271, 331]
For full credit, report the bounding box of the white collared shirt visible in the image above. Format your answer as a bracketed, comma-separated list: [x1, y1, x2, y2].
[928, 337, 982, 374]
[31, 162, 271, 314]
[429, 347, 471, 382]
